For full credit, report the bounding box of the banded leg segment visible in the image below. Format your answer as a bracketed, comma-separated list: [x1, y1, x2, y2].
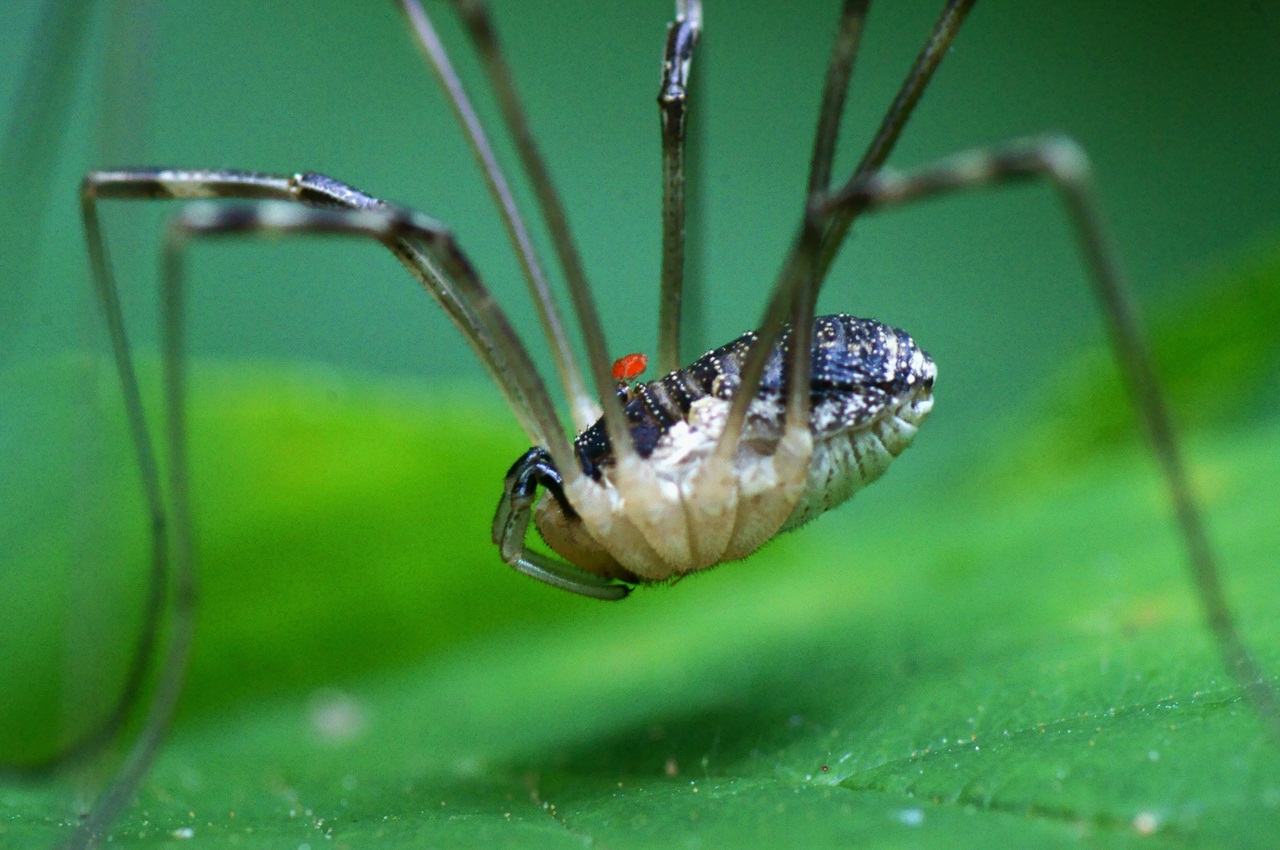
[67, 175, 592, 846]
[164, 202, 624, 598]
[825, 136, 1280, 739]
[84, 169, 568, 460]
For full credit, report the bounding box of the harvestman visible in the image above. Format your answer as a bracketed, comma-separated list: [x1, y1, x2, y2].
[8, 0, 1277, 846]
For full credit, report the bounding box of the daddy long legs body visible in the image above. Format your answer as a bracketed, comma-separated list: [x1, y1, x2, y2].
[3, 1, 1279, 846]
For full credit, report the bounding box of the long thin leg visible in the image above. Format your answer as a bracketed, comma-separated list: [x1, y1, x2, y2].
[656, 0, 702, 374]
[576, 1, 717, 574]
[402, 0, 639, 470]
[0, 203, 172, 782]
[783, 0, 873, 442]
[441, 0, 624, 433]
[766, 0, 870, 412]
[806, 0, 871, 198]
[397, 0, 612, 436]
[290, 173, 579, 466]
[823, 135, 1280, 741]
[69, 192, 608, 847]
[706, 213, 823, 469]
[65, 222, 198, 847]
[708, 0, 872, 466]
[815, 0, 977, 282]
[62, 168, 586, 835]
[171, 203, 629, 600]
[714, 0, 975, 468]
[84, 169, 573, 466]
[745, 0, 975, 408]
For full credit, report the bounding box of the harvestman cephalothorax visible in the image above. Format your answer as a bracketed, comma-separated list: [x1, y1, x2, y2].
[4, 1, 1277, 846]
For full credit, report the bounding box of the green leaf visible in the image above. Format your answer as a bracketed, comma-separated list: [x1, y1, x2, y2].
[2, 348, 1278, 847]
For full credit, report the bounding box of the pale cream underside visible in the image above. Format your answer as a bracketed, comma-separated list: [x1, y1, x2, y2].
[536, 387, 935, 583]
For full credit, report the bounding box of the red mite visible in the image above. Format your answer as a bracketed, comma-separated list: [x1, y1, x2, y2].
[610, 352, 649, 383]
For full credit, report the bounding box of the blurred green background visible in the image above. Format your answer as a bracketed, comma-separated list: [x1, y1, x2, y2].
[3, 1, 1278, 430]
[2, 1, 1280, 847]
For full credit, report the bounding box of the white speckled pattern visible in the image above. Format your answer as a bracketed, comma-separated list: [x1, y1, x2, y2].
[781, 382, 934, 533]
[535, 324, 936, 582]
